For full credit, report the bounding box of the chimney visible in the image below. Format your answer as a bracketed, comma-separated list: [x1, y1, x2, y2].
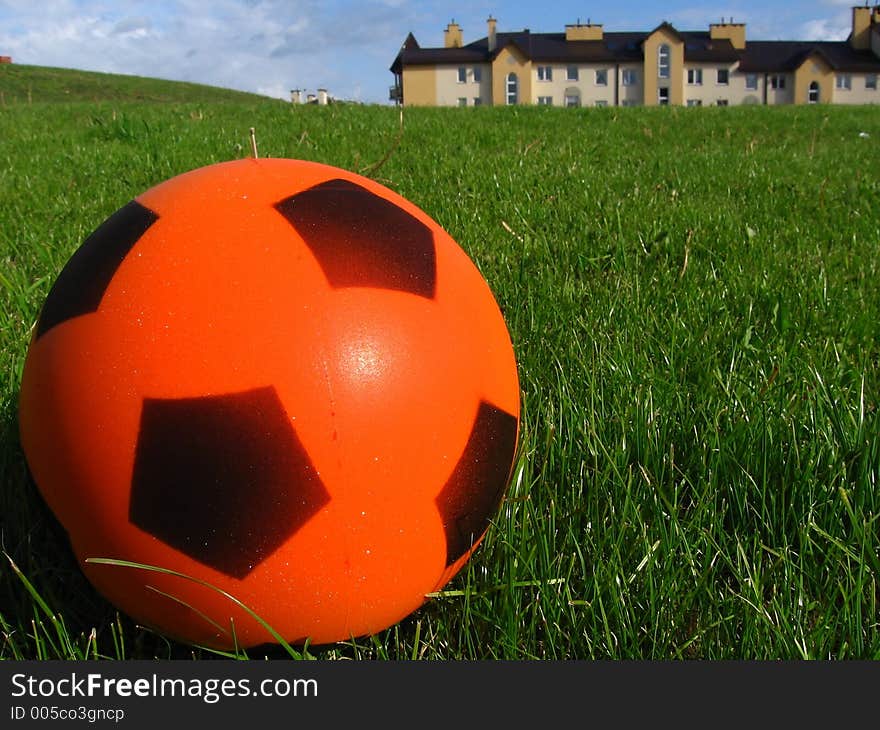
[565, 20, 603, 41]
[290, 89, 301, 104]
[317, 88, 328, 105]
[488, 15, 497, 52]
[444, 20, 463, 48]
[709, 20, 746, 49]
[850, 5, 873, 50]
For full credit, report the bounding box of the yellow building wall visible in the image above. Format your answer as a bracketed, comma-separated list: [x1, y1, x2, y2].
[793, 56, 833, 105]
[532, 62, 617, 106]
[402, 67, 437, 106]
[831, 72, 880, 104]
[491, 45, 532, 104]
[643, 27, 684, 105]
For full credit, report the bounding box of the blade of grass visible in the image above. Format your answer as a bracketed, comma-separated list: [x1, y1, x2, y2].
[85, 557, 307, 660]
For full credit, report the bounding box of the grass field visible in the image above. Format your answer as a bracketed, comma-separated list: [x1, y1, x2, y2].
[0, 64, 270, 105]
[1, 66, 878, 660]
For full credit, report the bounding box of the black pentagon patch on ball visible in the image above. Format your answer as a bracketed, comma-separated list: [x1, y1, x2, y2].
[129, 386, 330, 579]
[35, 200, 158, 340]
[274, 179, 437, 299]
[435, 401, 519, 567]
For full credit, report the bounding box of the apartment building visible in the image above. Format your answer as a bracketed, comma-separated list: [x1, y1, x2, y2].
[389, 6, 880, 107]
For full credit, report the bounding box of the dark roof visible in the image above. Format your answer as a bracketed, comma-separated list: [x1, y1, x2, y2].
[682, 34, 740, 63]
[391, 23, 880, 73]
[738, 40, 880, 72]
[390, 32, 421, 73]
[500, 31, 630, 63]
[392, 29, 737, 68]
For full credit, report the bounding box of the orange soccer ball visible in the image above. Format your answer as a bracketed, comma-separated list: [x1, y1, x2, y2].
[18, 158, 520, 649]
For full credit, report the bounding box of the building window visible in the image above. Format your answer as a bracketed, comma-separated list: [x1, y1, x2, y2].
[537, 65, 552, 81]
[457, 67, 467, 83]
[537, 96, 553, 105]
[595, 69, 608, 86]
[621, 99, 639, 107]
[808, 81, 820, 104]
[473, 67, 482, 83]
[745, 74, 758, 90]
[658, 44, 670, 79]
[687, 68, 703, 85]
[770, 75, 786, 90]
[595, 100, 608, 107]
[687, 99, 702, 106]
[658, 87, 669, 105]
[866, 74, 877, 90]
[567, 65, 579, 81]
[565, 93, 580, 107]
[836, 74, 852, 90]
[457, 97, 467, 107]
[506, 73, 518, 105]
[474, 97, 482, 106]
[717, 68, 729, 85]
[717, 99, 729, 106]
[622, 69, 638, 86]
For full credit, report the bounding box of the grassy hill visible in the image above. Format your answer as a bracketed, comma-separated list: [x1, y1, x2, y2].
[0, 63, 276, 104]
[0, 81, 878, 661]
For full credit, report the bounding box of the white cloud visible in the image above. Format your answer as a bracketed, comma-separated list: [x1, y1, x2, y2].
[112, 17, 153, 37]
[0, 0, 421, 102]
[799, 16, 851, 40]
[798, 1, 853, 41]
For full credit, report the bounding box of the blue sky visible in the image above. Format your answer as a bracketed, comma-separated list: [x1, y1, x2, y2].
[0, 0, 861, 103]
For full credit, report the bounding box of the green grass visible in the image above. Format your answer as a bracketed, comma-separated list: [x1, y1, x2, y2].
[1, 67, 879, 660]
[0, 63, 272, 104]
